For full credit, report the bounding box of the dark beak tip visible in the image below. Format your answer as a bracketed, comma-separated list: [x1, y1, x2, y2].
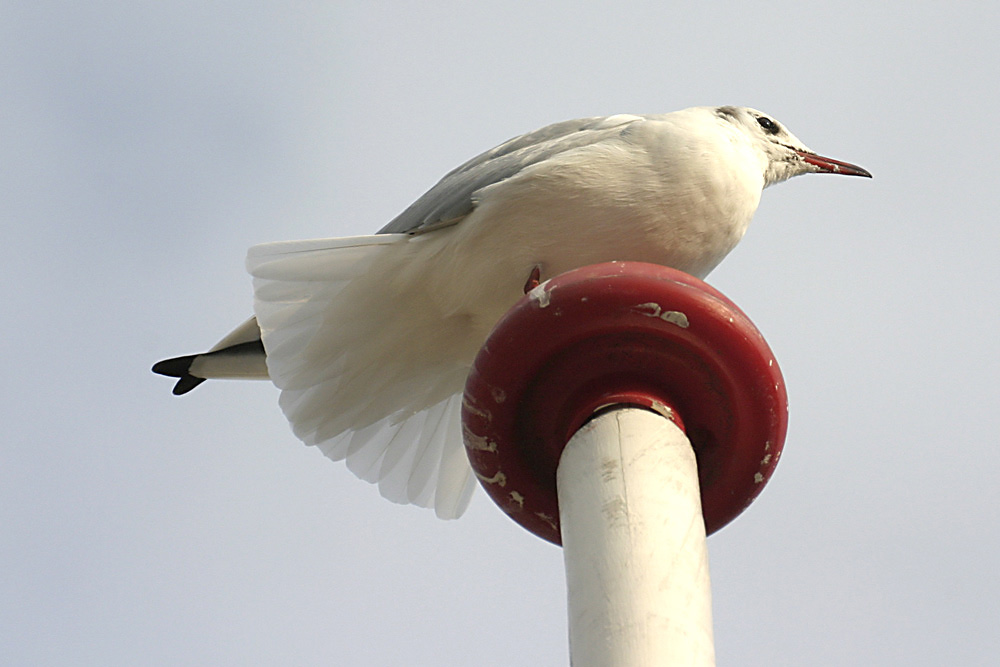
[839, 166, 873, 179]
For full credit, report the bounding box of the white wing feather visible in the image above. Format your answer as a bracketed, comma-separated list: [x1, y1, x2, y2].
[247, 235, 476, 518]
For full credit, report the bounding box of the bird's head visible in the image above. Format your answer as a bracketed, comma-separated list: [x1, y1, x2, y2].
[714, 106, 872, 186]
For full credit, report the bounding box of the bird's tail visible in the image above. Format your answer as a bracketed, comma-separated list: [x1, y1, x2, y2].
[246, 235, 477, 519]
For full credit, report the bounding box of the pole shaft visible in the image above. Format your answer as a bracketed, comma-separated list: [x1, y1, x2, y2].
[557, 407, 715, 666]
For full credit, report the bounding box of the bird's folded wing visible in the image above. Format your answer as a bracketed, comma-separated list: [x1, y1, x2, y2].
[378, 114, 644, 235]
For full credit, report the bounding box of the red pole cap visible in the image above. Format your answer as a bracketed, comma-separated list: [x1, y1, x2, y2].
[462, 261, 788, 544]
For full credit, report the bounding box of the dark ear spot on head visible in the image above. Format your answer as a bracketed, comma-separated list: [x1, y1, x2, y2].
[715, 106, 739, 122]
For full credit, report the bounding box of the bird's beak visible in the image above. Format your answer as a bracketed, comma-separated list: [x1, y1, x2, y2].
[796, 150, 872, 178]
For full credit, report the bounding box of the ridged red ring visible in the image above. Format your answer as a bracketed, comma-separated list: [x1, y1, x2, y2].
[462, 262, 787, 544]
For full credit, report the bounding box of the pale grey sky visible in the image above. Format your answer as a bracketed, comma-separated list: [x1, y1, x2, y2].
[4, 2, 999, 665]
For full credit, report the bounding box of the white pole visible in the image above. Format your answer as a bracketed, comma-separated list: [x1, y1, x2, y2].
[557, 406, 715, 666]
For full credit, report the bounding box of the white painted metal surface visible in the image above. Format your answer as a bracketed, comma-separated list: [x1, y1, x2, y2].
[557, 407, 715, 666]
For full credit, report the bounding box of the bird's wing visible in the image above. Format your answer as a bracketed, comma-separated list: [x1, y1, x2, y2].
[247, 234, 478, 518]
[377, 114, 645, 235]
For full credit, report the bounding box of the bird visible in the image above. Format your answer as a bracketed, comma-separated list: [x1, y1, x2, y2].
[153, 105, 871, 519]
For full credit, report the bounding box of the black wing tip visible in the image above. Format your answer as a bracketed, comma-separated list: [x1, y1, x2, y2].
[172, 375, 206, 395]
[152, 355, 195, 378]
[152, 355, 205, 395]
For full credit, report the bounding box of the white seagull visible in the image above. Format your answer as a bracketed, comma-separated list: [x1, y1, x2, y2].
[154, 105, 871, 518]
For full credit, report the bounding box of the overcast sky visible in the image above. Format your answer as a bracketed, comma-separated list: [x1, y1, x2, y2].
[4, 2, 999, 665]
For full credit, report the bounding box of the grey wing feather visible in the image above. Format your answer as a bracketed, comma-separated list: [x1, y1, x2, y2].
[377, 115, 645, 235]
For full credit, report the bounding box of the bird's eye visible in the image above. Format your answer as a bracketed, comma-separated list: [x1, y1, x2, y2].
[756, 116, 779, 134]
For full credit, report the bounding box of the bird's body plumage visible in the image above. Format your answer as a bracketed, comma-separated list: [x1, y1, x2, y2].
[154, 106, 870, 517]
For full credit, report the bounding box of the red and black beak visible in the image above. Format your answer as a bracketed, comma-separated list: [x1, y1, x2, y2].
[796, 150, 872, 178]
